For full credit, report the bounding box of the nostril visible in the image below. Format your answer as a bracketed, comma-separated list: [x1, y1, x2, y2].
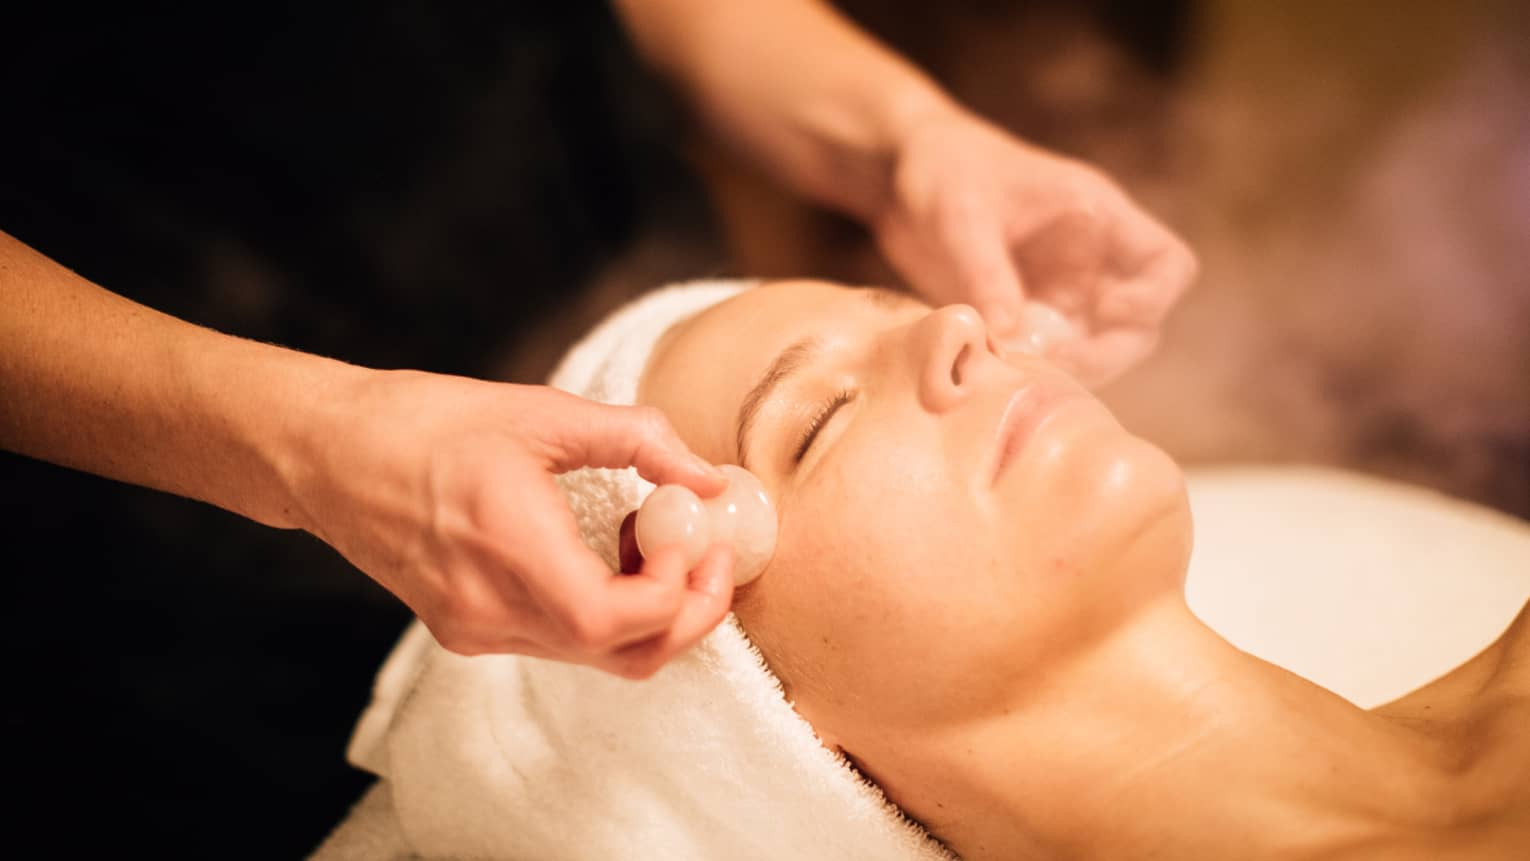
[952, 345, 970, 386]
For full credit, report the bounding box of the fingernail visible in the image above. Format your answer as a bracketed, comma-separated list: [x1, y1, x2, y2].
[695, 461, 726, 488]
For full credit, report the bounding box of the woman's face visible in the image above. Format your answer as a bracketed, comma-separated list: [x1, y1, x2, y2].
[638, 281, 1190, 748]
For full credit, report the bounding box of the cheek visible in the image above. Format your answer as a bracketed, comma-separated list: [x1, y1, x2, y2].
[1005, 430, 1189, 589]
[739, 446, 1017, 730]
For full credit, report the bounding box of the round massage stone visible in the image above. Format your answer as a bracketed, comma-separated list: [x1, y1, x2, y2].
[633, 466, 778, 586]
[702, 465, 777, 586]
[634, 484, 710, 572]
[1007, 301, 1074, 357]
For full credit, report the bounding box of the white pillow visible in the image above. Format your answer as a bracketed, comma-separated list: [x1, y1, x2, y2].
[1184, 464, 1530, 708]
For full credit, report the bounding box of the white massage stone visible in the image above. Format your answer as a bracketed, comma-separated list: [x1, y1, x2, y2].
[703, 465, 777, 586]
[633, 465, 778, 585]
[634, 484, 710, 571]
[1008, 301, 1074, 356]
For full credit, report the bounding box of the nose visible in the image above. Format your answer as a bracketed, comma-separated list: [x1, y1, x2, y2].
[912, 304, 994, 412]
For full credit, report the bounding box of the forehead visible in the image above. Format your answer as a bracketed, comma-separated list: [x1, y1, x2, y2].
[636, 281, 916, 464]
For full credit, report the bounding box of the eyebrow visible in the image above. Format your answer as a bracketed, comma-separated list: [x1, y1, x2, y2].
[735, 336, 822, 468]
[731, 287, 922, 467]
[863, 284, 921, 310]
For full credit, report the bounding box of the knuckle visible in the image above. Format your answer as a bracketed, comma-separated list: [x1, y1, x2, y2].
[433, 582, 518, 643]
[566, 609, 616, 651]
[618, 657, 663, 681]
[432, 626, 487, 657]
[933, 187, 986, 230]
[634, 406, 674, 442]
[442, 589, 504, 631]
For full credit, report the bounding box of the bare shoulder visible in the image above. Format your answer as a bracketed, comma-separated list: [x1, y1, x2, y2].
[1375, 599, 1529, 721]
[1364, 601, 1530, 856]
[1470, 600, 1530, 855]
[1485, 599, 1528, 697]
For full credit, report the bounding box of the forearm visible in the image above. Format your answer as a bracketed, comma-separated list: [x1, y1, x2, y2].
[613, 0, 962, 220]
[0, 230, 361, 530]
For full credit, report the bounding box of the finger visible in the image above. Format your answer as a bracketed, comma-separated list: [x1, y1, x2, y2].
[1016, 208, 1108, 319]
[1049, 327, 1158, 389]
[1098, 200, 1198, 328]
[657, 542, 735, 654]
[489, 469, 674, 654]
[551, 399, 726, 498]
[421, 568, 565, 660]
[533, 541, 690, 656]
[592, 542, 699, 646]
[419, 569, 538, 657]
[1097, 283, 1183, 329]
[599, 544, 736, 679]
[931, 206, 1027, 338]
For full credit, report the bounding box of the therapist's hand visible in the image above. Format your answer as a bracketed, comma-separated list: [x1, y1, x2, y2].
[874, 109, 1198, 387]
[0, 229, 730, 679]
[295, 372, 735, 679]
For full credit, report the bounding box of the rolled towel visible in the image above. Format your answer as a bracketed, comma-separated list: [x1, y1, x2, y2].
[338, 280, 954, 861]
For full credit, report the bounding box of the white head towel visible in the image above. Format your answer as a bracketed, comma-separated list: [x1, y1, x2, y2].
[339, 280, 955, 861]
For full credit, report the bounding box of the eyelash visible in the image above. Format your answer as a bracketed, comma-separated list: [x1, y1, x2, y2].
[793, 389, 855, 464]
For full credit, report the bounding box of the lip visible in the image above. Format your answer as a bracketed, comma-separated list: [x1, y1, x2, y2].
[987, 381, 1084, 487]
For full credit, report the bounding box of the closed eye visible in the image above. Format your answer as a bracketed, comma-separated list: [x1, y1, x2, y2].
[794, 389, 855, 464]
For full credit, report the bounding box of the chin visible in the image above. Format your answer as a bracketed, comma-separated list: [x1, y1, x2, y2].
[1096, 438, 1193, 588]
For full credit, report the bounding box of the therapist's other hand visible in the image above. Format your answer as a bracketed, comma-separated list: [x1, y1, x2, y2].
[295, 373, 735, 679]
[874, 109, 1198, 387]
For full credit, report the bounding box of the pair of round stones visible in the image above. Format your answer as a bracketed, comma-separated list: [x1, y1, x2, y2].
[621, 465, 777, 586]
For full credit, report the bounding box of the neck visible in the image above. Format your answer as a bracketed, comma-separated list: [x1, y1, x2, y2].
[874, 598, 1472, 859]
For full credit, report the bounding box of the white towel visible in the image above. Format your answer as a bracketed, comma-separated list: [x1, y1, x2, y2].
[325, 280, 956, 861]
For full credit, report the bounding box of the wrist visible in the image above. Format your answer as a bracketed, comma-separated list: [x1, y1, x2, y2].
[804, 79, 962, 221]
[209, 338, 375, 535]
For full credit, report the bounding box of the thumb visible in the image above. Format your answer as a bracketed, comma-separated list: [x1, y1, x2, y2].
[547, 397, 725, 498]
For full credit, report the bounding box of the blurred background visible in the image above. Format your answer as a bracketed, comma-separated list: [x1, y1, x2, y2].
[1, 0, 1525, 855]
